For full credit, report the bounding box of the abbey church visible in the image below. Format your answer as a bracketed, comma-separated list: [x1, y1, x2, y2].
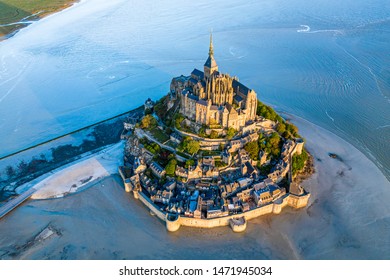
[170, 35, 258, 131]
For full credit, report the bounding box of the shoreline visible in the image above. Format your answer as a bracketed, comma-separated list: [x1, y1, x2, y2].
[1, 113, 389, 259]
[0, 0, 81, 42]
[0, 105, 143, 202]
[274, 107, 390, 183]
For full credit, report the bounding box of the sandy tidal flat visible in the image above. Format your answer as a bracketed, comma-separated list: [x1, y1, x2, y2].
[0, 117, 389, 259]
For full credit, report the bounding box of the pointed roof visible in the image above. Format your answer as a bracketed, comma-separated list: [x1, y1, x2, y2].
[226, 103, 238, 115]
[204, 32, 217, 68]
[209, 32, 214, 56]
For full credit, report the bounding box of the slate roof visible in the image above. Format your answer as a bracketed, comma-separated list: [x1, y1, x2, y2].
[232, 79, 251, 95]
[188, 94, 199, 101]
[172, 75, 189, 83]
[226, 103, 237, 114]
[188, 77, 198, 84]
[204, 55, 217, 68]
[191, 69, 204, 80]
[197, 99, 208, 106]
[245, 161, 256, 175]
[234, 95, 244, 103]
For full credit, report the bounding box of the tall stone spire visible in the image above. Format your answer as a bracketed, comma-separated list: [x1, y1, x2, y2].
[204, 31, 218, 78]
[209, 32, 214, 57]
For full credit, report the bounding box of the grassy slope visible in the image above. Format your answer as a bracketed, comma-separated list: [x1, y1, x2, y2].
[0, 0, 78, 38]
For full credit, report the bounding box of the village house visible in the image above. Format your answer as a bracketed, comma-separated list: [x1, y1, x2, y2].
[163, 180, 176, 191]
[152, 189, 173, 205]
[221, 149, 231, 165]
[241, 161, 258, 177]
[144, 97, 155, 111]
[236, 188, 252, 202]
[150, 161, 166, 178]
[175, 164, 203, 181]
[132, 156, 147, 174]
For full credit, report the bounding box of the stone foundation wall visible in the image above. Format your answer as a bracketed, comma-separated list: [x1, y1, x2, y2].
[118, 167, 132, 192]
[138, 191, 166, 221]
[287, 193, 311, 208]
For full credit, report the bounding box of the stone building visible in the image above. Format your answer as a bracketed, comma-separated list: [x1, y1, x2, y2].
[150, 161, 166, 178]
[133, 156, 147, 174]
[170, 34, 258, 131]
[144, 97, 155, 111]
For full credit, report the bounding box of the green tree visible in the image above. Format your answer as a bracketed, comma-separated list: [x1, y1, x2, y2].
[268, 132, 280, 146]
[257, 101, 277, 121]
[267, 132, 282, 158]
[276, 122, 286, 135]
[244, 141, 259, 160]
[165, 159, 177, 176]
[209, 118, 218, 126]
[17, 160, 28, 176]
[178, 137, 200, 155]
[178, 136, 190, 152]
[5, 165, 15, 178]
[186, 140, 200, 155]
[198, 126, 206, 137]
[210, 130, 219, 139]
[174, 113, 185, 129]
[261, 132, 282, 159]
[154, 96, 167, 119]
[292, 149, 308, 175]
[141, 114, 157, 129]
[258, 133, 266, 149]
[185, 159, 195, 168]
[286, 123, 299, 137]
[226, 127, 236, 140]
[145, 142, 161, 154]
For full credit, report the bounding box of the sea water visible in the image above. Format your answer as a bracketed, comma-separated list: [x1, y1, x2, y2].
[0, 0, 389, 179]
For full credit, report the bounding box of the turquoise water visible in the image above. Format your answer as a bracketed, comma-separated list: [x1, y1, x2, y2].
[0, 0, 389, 179]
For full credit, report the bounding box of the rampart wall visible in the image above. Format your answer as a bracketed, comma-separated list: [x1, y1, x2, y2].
[128, 184, 310, 232]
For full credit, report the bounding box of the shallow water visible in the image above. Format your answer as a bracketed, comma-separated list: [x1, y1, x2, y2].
[0, 0, 389, 179]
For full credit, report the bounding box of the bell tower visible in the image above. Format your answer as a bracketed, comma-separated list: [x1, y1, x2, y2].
[204, 32, 218, 79]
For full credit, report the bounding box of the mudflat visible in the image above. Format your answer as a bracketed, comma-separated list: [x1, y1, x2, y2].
[1, 116, 389, 259]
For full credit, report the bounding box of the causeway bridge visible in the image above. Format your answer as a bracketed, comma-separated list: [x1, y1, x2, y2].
[0, 188, 36, 219]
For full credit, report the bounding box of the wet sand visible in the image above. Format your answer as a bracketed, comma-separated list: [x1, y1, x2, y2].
[0, 116, 389, 259]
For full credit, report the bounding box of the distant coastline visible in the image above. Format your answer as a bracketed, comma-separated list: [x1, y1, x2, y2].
[0, 0, 79, 41]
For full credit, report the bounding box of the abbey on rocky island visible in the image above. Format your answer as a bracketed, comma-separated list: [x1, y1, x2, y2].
[119, 35, 312, 233]
[170, 34, 257, 131]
